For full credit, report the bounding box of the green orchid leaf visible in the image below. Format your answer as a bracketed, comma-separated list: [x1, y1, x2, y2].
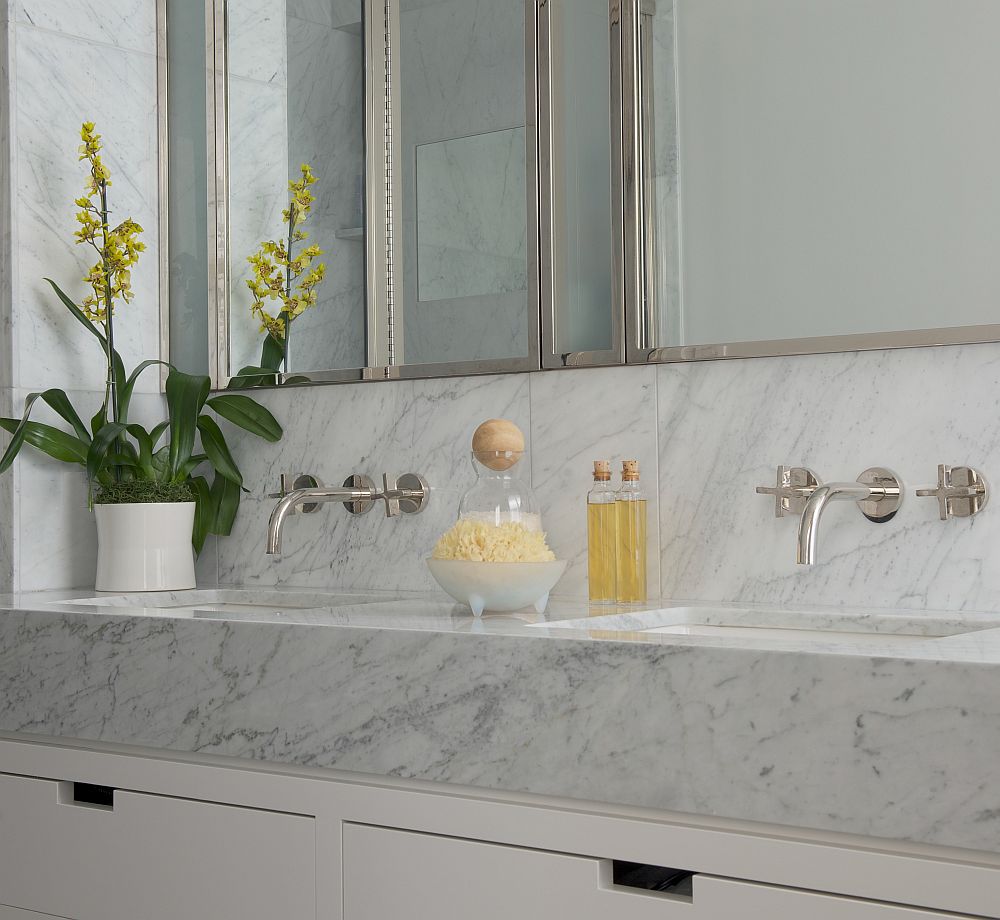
[36, 389, 91, 442]
[0, 390, 91, 472]
[206, 394, 282, 442]
[189, 475, 212, 555]
[165, 370, 211, 481]
[178, 453, 209, 479]
[119, 359, 171, 423]
[260, 332, 284, 371]
[227, 365, 277, 390]
[149, 421, 169, 447]
[0, 418, 88, 467]
[91, 403, 108, 437]
[208, 473, 241, 536]
[87, 422, 128, 483]
[196, 415, 243, 487]
[126, 423, 155, 479]
[151, 445, 171, 483]
[45, 278, 109, 355]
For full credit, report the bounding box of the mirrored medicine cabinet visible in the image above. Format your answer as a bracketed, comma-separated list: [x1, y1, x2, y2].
[161, 0, 1000, 389]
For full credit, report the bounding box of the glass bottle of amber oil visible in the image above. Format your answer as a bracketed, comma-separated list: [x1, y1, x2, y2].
[616, 460, 648, 604]
[587, 460, 617, 604]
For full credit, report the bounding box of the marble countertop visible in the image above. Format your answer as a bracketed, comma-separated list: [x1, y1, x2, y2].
[3, 587, 1000, 854]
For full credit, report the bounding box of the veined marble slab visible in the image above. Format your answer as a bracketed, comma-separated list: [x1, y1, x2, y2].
[3, 590, 1000, 854]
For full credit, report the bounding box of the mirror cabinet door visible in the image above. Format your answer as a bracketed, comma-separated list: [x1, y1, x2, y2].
[220, 0, 369, 384]
[389, 0, 539, 375]
[539, 0, 626, 368]
[634, 0, 1000, 362]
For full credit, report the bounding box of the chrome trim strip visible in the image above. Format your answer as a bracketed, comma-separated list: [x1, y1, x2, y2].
[539, 0, 625, 369]
[524, 0, 542, 371]
[365, 0, 390, 368]
[620, 0, 644, 364]
[536, 0, 555, 366]
[156, 0, 169, 387]
[642, 325, 1000, 364]
[208, 0, 228, 387]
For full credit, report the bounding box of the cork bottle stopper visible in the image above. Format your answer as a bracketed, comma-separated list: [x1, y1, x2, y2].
[593, 460, 611, 481]
[622, 459, 640, 481]
[472, 419, 525, 471]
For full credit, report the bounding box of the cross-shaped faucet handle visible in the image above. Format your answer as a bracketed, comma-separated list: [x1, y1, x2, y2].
[755, 466, 821, 518]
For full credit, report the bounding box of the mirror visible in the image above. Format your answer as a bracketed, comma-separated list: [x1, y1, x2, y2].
[638, 0, 1000, 360]
[167, 0, 1000, 385]
[539, 0, 621, 365]
[396, 0, 535, 370]
[209, 0, 537, 383]
[224, 0, 367, 380]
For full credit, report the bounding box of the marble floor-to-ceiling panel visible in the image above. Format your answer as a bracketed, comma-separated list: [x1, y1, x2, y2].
[657, 343, 1000, 612]
[0, 387, 13, 593]
[12, 16, 160, 394]
[217, 373, 531, 591]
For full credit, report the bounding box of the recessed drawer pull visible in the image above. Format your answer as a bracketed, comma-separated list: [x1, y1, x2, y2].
[610, 860, 695, 899]
[58, 781, 116, 810]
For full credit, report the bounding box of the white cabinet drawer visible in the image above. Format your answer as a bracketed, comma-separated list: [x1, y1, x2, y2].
[343, 823, 678, 920]
[0, 773, 315, 920]
[343, 824, 975, 920]
[698, 877, 974, 918]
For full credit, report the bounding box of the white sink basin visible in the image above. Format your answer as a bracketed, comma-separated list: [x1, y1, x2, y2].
[57, 589, 389, 619]
[534, 605, 1000, 649]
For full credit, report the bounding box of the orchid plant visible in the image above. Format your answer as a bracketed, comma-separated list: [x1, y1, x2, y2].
[0, 122, 282, 553]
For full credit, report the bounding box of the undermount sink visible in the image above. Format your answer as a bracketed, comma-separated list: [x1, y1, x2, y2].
[57, 589, 389, 618]
[534, 605, 1000, 649]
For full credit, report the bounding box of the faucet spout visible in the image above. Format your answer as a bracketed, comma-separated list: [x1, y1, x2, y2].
[267, 485, 377, 555]
[795, 467, 903, 565]
[796, 483, 873, 565]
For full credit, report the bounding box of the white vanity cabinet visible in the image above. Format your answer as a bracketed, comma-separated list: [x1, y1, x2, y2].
[0, 773, 315, 920]
[0, 739, 997, 920]
[342, 824, 974, 920]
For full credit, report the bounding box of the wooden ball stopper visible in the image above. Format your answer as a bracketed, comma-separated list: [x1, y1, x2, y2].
[472, 419, 525, 471]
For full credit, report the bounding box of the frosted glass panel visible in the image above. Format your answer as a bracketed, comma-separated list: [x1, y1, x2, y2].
[656, 0, 1000, 348]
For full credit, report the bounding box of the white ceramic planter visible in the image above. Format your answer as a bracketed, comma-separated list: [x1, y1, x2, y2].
[94, 502, 197, 592]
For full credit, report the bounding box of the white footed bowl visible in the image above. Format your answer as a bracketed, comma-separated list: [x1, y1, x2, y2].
[426, 558, 568, 616]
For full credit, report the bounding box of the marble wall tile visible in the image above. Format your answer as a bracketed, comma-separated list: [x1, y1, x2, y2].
[657, 343, 1000, 612]
[217, 373, 530, 591]
[529, 366, 660, 598]
[14, 0, 155, 55]
[13, 23, 160, 392]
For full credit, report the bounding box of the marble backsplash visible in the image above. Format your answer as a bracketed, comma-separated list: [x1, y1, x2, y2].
[215, 341, 1000, 614]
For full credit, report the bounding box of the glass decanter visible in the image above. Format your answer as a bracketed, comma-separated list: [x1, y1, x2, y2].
[458, 449, 542, 532]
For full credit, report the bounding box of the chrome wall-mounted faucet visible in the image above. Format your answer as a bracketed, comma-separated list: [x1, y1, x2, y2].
[266, 471, 429, 555]
[757, 466, 903, 565]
